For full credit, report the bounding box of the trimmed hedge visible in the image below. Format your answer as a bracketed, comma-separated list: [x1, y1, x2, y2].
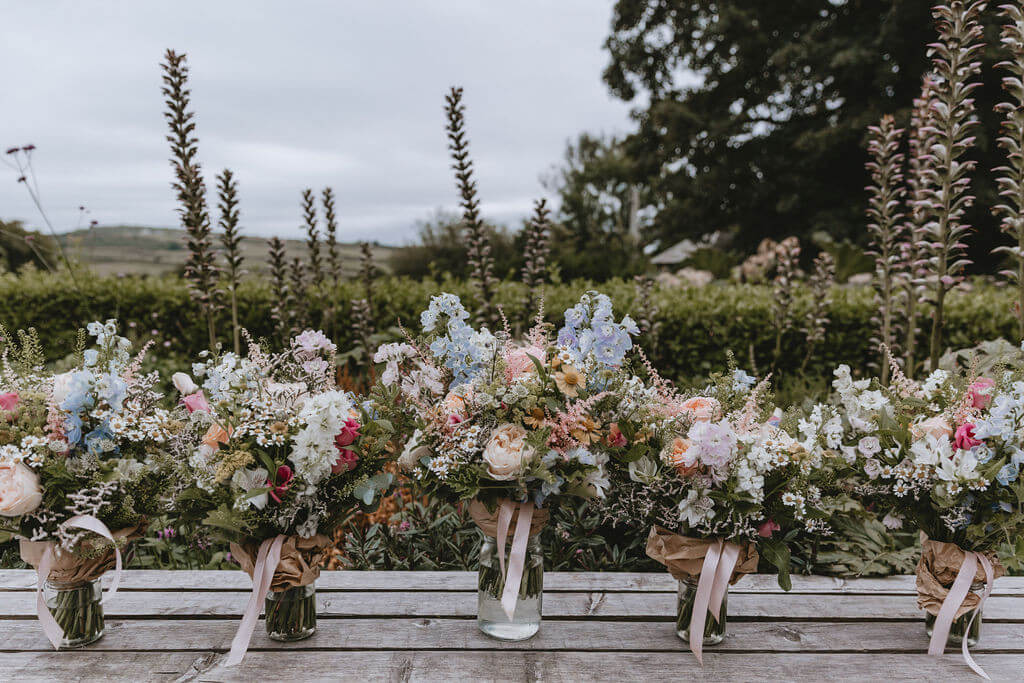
[0, 271, 1017, 385]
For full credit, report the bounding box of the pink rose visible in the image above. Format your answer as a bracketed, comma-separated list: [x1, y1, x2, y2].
[181, 391, 211, 414]
[332, 448, 359, 474]
[968, 378, 996, 410]
[758, 520, 781, 538]
[0, 392, 20, 412]
[954, 423, 982, 451]
[334, 419, 361, 448]
[910, 416, 953, 441]
[0, 461, 43, 517]
[504, 345, 546, 382]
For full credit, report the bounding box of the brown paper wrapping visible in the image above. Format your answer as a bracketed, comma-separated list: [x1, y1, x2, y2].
[230, 534, 332, 593]
[915, 536, 1005, 618]
[468, 499, 550, 538]
[645, 526, 758, 584]
[19, 525, 143, 588]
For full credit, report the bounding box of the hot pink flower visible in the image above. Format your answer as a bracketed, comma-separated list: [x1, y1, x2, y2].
[954, 423, 982, 451]
[0, 392, 20, 412]
[268, 465, 293, 504]
[332, 448, 359, 474]
[334, 419, 361, 448]
[181, 391, 211, 414]
[968, 378, 996, 410]
[758, 520, 781, 538]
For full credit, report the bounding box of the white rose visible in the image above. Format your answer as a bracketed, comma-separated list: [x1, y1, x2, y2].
[482, 423, 534, 481]
[0, 461, 43, 517]
[51, 372, 74, 405]
[171, 372, 199, 395]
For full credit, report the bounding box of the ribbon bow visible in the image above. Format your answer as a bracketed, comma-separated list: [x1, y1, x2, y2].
[226, 534, 286, 666]
[926, 550, 996, 680]
[494, 500, 535, 620]
[688, 538, 742, 665]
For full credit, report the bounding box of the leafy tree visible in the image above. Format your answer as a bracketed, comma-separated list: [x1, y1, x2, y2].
[389, 212, 520, 281]
[601, 1, 1004, 267]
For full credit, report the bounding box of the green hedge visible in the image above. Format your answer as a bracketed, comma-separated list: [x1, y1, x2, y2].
[0, 271, 1017, 385]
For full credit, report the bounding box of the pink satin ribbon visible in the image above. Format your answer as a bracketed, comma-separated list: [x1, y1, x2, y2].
[226, 534, 285, 667]
[495, 500, 535, 621]
[689, 538, 741, 665]
[927, 550, 995, 680]
[30, 515, 125, 650]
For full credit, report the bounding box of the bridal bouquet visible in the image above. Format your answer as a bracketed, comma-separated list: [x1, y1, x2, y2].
[598, 364, 834, 661]
[374, 291, 653, 639]
[0, 321, 175, 648]
[833, 359, 1024, 675]
[170, 330, 394, 662]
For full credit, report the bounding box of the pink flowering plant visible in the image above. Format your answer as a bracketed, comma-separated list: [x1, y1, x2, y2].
[373, 291, 659, 509]
[170, 330, 395, 545]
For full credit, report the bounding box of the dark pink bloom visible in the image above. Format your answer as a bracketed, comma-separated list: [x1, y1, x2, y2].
[0, 392, 20, 411]
[268, 465, 293, 503]
[968, 378, 995, 410]
[607, 423, 627, 448]
[334, 418, 360, 448]
[181, 391, 211, 414]
[332, 448, 359, 474]
[954, 424, 982, 451]
[758, 520, 781, 538]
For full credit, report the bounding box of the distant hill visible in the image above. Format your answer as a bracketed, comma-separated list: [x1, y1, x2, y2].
[57, 225, 394, 278]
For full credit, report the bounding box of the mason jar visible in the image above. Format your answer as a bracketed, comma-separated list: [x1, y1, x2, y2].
[477, 533, 543, 640]
[44, 577, 104, 648]
[264, 582, 317, 642]
[676, 578, 727, 645]
[925, 581, 984, 647]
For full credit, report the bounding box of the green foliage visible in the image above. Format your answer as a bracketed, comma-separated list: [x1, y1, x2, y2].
[0, 220, 59, 273]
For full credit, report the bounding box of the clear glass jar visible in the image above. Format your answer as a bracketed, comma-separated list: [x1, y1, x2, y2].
[676, 578, 727, 645]
[477, 533, 543, 641]
[265, 582, 317, 642]
[44, 578, 104, 648]
[925, 581, 983, 647]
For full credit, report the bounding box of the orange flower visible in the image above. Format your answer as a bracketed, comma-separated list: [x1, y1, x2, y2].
[571, 415, 602, 445]
[524, 408, 546, 429]
[202, 423, 232, 451]
[680, 396, 721, 423]
[664, 437, 698, 477]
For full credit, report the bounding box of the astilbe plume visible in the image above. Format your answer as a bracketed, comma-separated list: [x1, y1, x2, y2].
[994, 2, 1024, 342]
[882, 344, 925, 399]
[162, 49, 220, 348]
[770, 237, 802, 372]
[445, 86, 497, 326]
[322, 187, 342, 285]
[901, 75, 940, 377]
[301, 188, 323, 287]
[521, 198, 551, 315]
[800, 251, 836, 374]
[217, 169, 245, 354]
[865, 115, 906, 384]
[267, 237, 290, 340]
[921, 1, 986, 370]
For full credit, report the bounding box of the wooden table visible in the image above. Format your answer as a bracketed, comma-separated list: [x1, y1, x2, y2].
[1, 570, 1021, 681]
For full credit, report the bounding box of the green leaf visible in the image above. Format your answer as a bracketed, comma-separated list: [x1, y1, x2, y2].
[760, 537, 792, 591]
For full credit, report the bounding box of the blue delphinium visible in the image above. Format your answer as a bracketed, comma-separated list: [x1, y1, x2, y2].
[557, 291, 638, 368]
[421, 293, 495, 386]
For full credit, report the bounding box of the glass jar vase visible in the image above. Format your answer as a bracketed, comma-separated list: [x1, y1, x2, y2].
[265, 582, 317, 642]
[477, 533, 543, 641]
[925, 582, 984, 648]
[44, 577, 104, 648]
[676, 578, 727, 645]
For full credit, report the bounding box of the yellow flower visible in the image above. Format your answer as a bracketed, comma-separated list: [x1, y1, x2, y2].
[213, 449, 255, 484]
[571, 416, 602, 445]
[524, 408, 546, 429]
[554, 365, 586, 397]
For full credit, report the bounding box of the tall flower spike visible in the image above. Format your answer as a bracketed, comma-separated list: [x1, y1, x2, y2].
[162, 49, 220, 348]
[301, 188, 323, 287]
[800, 251, 835, 375]
[267, 237, 290, 340]
[994, 3, 1024, 342]
[445, 86, 498, 326]
[521, 198, 552, 316]
[770, 237, 801, 373]
[901, 75, 940, 377]
[922, 1, 986, 370]
[322, 187, 342, 285]
[865, 115, 906, 385]
[217, 169, 245, 355]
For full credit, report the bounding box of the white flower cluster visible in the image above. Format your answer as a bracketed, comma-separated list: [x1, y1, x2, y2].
[290, 390, 357, 485]
[832, 365, 890, 433]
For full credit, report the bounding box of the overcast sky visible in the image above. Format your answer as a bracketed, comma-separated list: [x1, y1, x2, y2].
[1, 1, 634, 244]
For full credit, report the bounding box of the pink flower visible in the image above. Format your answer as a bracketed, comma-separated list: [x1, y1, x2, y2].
[606, 423, 627, 448]
[968, 378, 996, 410]
[332, 448, 359, 474]
[504, 345, 546, 382]
[0, 392, 20, 412]
[954, 423, 982, 451]
[181, 391, 211, 414]
[758, 520, 781, 538]
[268, 465, 293, 504]
[334, 419, 361, 448]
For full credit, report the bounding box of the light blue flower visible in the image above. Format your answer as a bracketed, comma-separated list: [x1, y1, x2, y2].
[733, 369, 756, 391]
[997, 463, 1019, 486]
[63, 414, 84, 445]
[534, 476, 564, 507]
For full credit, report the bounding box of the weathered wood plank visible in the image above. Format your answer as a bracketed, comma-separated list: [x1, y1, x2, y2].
[1, 570, 1022, 595]
[0, 591, 1020, 620]
[5, 651, 1020, 682]
[1, 618, 1022, 653]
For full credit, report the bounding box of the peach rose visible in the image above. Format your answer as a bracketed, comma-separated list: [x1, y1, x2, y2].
[0, 461, 43, 517]
[910, 416, 953, 441]
[202, 423, 232, 451]
[482, 423, 535, 481]
[663, 437, 698, 477]
[680, 396, 721, 423]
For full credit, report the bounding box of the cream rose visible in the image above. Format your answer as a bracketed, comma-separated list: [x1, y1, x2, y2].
[51, 371, 74, 406]
[171, 372, 200, 395]
[0, 461, 43, 517]
[482, 423, 535, 481]
[910, 416, 953, 441]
